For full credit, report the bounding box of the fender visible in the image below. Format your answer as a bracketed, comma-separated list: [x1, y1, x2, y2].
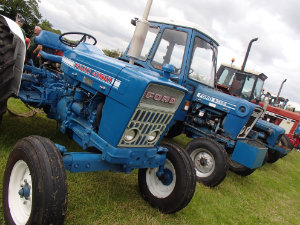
[0, 15, 26, 95]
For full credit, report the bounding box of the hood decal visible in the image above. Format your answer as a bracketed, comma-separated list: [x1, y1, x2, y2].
[197, 92, 236, 110]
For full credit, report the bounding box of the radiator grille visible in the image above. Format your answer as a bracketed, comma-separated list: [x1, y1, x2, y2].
[238, 107, 264, 139]
[118, 83, 185, 147]
[118, 108, 173, 147]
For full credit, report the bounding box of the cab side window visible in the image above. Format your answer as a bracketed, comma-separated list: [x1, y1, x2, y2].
[188, 37, 216, 87]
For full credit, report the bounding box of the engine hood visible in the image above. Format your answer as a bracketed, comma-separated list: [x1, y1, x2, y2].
[194, 85, 261, 117]
[255, 119, 285, 134]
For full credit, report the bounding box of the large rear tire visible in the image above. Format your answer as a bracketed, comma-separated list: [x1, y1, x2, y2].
[138, 142, 196, 214]
[185, 137, 229, 187]
[267, 134, 293, 163]
[0, 19, 17, 123]
[164, 122, 184, 138]
[2, 136, 68, 225]
[228, 156, 256, 176]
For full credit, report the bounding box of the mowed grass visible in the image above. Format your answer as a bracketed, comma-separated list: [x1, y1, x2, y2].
[0, 98, 299, 224]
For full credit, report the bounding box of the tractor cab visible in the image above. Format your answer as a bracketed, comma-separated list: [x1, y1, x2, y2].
[121, 17, 219, 100]
[216, 64, 267, 102]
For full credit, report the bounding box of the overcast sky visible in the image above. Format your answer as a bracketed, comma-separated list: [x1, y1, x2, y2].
[39, 0, 300, 110]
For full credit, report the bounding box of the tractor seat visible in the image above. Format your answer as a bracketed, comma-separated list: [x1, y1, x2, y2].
[34, 31, 72, 63]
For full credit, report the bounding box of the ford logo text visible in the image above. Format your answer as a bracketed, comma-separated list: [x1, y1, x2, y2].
[145, 91, 177, 104]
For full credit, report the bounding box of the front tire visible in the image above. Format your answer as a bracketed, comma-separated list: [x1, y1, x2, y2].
[185, 137, 229, 187]
[138, 142, 196, 214]
[3, 136, 68, 225]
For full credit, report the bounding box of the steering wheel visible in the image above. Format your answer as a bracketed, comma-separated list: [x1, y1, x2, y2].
[59, 32, 97, 47]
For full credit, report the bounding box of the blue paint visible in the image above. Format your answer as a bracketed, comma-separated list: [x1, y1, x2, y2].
[18, 182, 30, 200]
[231, 140, 267, 169]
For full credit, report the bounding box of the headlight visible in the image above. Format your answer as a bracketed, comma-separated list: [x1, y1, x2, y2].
[124, 129, 138, 143]
[147, 130, 159, 143]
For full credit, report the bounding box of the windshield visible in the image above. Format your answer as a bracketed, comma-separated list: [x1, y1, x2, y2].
[240, 76, 255, 100]
[229, 72, 246, 96]
[188, 37, 217, 87]
[151, 29, 187, 74]
[217, 67, 235, 87]
[128, 26, 160, 61]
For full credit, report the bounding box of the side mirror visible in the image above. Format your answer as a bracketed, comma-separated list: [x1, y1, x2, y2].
[131, 17, 138, 26]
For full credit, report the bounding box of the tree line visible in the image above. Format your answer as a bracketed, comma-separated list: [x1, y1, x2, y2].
[0, 0, 61, 37]
[0, 0, 122, 57]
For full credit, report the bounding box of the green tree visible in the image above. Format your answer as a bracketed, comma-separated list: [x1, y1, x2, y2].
[103, 49, 122, 58]
[0, 0, 41, 36]
[39, 19, 61, 35]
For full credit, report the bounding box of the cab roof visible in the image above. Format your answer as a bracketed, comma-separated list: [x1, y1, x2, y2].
[148, 17, 219, 46]
[220, 63, 267, 79]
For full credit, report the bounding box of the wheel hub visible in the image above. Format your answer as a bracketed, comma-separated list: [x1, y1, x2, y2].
[8, 160, 32, 224]
[18, 179, 31, 200]
[158, 169, 173, 186]
[199, 157, 208, 166]
[191, 148, 215, 177]
[146, 159, 176, 198]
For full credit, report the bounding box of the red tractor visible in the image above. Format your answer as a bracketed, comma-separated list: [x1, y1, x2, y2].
[216, 63, 299, 151]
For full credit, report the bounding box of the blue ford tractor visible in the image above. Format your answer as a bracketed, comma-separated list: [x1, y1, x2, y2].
[0, 13, 197, 224]
[215, 37, 293, 162]
[216, 64, 293, 162]
[120, 17, 287, 187]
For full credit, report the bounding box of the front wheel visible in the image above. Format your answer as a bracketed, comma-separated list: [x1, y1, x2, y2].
[138, 142, 196, 214]
[185, 137, 229, 187]
[2, 136, 68, 225]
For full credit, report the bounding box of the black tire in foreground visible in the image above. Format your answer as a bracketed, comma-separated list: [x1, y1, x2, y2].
[2, 136, 68, 225]
[0, 19, 17, 123]
[138, 142, 196, 214]
[228, 156, 256, 176]
[185, 137, 229, 187]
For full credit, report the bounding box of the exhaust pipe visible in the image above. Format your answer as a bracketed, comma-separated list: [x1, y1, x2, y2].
[128, 0, 153, 64]
[241, 37, 258, 72]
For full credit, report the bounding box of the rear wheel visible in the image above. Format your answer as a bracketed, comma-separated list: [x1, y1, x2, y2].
[267, 134, 293, 163]
[165, 122, 183, 138]
[185, 137, 229, 187]
[228, 156, 255, 176]
[3, 136, 68, 225]
[0, 18, 17, 123]
[138, 142, 196, 214]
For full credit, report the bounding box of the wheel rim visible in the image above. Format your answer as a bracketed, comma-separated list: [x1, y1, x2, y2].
[190, 148, 215, 178]
[8, 160, 32, 225]
[145, 159, 176, 198]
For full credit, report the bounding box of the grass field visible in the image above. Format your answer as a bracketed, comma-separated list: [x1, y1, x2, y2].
[0, 98, 299, 225]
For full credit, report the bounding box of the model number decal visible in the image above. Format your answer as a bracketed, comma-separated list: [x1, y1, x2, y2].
[197, 93, 236, 110]
[62, 57, 121, 88]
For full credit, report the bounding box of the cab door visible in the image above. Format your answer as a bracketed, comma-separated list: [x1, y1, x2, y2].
[183, 31, 219, 99]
